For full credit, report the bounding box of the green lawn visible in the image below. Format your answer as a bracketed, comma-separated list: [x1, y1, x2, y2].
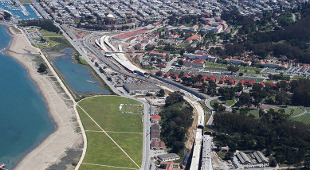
[248, 110, 259, 119]
[204, 67, 227, 71]
[77, 96, 143, 169]
[223, 99, 235, 106]
[275, 107, 304, 117]
[39, 29, 61, 37]
[120, 104, 143, 114]
[210, 99, 218, 108]
[290, 113, 310, 124]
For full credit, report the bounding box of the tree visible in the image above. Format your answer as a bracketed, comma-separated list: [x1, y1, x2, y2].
[38, 63, 47, 73]
[155, 71, 163, 77]
[227, 65, 239, 73]
[165, 91, 184, 107]
[275, 89, 289, 105]
[177, 59, 183, 65]
[269, 157, 277, 167]
[3, 11, 12, 20]
[157, 89, 165, 97]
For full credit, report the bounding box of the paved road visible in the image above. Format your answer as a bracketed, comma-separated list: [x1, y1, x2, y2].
[205, 96, 219, 110]
[162, 56, 178, 73]
[59, 25, 152, 170]
[60, 25, 217, 170]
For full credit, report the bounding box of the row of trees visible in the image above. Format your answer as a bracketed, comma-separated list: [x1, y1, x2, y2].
[19, 20, 60, 33]
[160, 92, 193, 154]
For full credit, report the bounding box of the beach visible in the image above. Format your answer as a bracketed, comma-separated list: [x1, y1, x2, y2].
[3, 24, 84, 170]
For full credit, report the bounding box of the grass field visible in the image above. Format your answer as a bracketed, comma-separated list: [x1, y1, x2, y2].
[37, 29, 73, 51]
[120, 104, 143, 114]
[77, 96, 143, 169]
[247, 110, 259, 119]
[220, 99, 235, 106]
[275, 107, 304, 117]
[210, 99, 218, 109]
[290, 113, 310, 124]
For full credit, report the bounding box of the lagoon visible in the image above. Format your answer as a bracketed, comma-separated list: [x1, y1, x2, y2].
[52, 49, 110, 94]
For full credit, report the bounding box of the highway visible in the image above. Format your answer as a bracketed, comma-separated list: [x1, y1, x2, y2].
[58, 25, 152, 170]
[59, 24, 212, 170]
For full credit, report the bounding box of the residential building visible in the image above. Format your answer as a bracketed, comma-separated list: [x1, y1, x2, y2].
[157, 153, 180, 162]
[185, 34, 201, 43]
[151, 114, 161, 123]
[151, 140, 165, 150]
[151, 124, 160, 141]
[159, 162, 182, 170]
[219, 77, 236, 85]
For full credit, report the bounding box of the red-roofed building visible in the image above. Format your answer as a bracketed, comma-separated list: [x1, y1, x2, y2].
[238, 79, 256, 87]
[151, 115, 161, 123]
[190, 25, 199, 31]
[260, 81, 277, 87]
[113, 29, 148, 40]
[75, 34, 83, 39]
[185, 35, 201, 43]
[159, 162, 182, 170]
[150, 51, 167, 57]
[192, 59, 205, 67]
[219, 77, 236, 85]
[91, 57, 97, 62]
[0, 15, 4, 19]
[194, 83, 203, 88]
[201, 75, 218, 83]
[151, 141, 165, 150]
[157, 63, 167, 68]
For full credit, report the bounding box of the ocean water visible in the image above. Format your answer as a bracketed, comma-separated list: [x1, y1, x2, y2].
[0, 25, 54, 169]
[53, 49, 110, 94]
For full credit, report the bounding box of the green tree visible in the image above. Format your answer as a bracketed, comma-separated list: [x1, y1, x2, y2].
[165, 91, 184, 107]
[4, 11, 12, 20]
[227, 65, 239, 73]
[38, 63, 47, 73]
[157, 89, 165, 97]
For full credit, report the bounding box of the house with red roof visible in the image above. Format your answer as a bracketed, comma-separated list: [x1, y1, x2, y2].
[185, 35, 201, 43]
[238, 79, 256, 87]
[219, 77, 236, 85]
[260, 81, 277, 87]
[150, 51, 167, 57]
[190, 25, 199, 31]
[151, 141, 165, 150]
[157, 63, 167, 68]
[201, 75, 218, 83]
[194, 83, 203, 88]
[192, 59, 205, 67]
[159, 162, 182, 170]
[151, 115, 161, 123]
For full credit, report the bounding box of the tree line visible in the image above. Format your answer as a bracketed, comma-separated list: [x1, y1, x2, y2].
[19, 19, 60, 33]
[160, 92, 193, 154]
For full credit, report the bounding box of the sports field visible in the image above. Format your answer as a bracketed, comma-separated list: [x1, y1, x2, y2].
[77, 96, 143, 170]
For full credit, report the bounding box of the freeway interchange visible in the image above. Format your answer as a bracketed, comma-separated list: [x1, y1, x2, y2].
[59, 24, 212, 170]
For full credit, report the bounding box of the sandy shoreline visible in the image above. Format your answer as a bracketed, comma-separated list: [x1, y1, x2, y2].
[1, 23, 84, 170]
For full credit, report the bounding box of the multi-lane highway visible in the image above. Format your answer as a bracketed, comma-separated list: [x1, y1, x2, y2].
[59, 24, 212, 170]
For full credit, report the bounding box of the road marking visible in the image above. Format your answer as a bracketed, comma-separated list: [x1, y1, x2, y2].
[85, 130, 143, 134]
[77, 104, 141, 169]
[82, 163, 138, 169]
